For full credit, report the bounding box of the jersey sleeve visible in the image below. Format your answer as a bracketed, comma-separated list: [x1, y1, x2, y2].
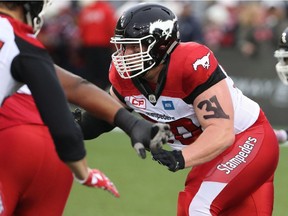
[11, 36, 86, 162]
[182, 44, 226, 103]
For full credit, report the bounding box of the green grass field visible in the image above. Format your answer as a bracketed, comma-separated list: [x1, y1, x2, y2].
[63, 131, 288, 216]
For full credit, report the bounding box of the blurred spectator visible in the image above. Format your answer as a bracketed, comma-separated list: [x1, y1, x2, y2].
[237, 2, 266, 57]
[78, 0, 117, 90]
[178, 2, 204, 43]
[38, 1, 82, 75]
[115, 0, 139, 18]
[203, 1, 239, 50]
[116, 1, 182, 22]
[262, 1, 288, 47]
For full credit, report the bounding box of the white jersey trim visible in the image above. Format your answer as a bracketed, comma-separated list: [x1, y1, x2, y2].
[0, 17, 21, 106]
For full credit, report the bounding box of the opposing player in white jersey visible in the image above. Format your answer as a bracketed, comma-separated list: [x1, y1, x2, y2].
[78, 3, 279, 215]
[273, 27, 288, 144]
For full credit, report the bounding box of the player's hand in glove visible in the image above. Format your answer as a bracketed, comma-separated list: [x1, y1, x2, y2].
[114, 108, 173, 159]
[72, 107, 82, 124]
[74, 168, 120, 198]
[152, 149, 185, 172]
[131, 122, 172, 159]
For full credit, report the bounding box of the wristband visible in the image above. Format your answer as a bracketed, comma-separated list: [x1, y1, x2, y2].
[114, 108, 138, 136]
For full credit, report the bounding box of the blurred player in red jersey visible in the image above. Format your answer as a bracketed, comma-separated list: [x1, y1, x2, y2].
[77, 3, 279, 215]
[273, 27, 288, 144]
[0, 1, 171, 215]
[78, 0, 116, 90]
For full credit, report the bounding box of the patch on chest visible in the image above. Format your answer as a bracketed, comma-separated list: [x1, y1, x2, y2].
[129, 97, 146, 109]
[162, 100, 175, 110]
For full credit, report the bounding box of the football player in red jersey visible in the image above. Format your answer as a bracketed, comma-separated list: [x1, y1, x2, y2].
[78, 3, 279, 215]
[273, 27, 288, 144]
[0, 1, 171, 215]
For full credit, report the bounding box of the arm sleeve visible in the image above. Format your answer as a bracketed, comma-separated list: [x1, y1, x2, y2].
[11, 49, 86, 162]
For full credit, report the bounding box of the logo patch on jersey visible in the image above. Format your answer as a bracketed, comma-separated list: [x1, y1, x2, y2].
[193, 52, 211, 70]
[0, 40, 4, 49]
[162, 100, 175, 110]
[149, 18, 177, 40]
[129, 97, 146, 109]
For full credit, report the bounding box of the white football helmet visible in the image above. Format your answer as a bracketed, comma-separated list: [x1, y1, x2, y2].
[274, 27, 288, 85]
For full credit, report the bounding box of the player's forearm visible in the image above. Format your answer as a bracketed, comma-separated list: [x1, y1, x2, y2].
[182, 126, 235, 167]
[55, 64, 122, 124]
[66, 158, 89, 181]
[69, 81, 122, 124]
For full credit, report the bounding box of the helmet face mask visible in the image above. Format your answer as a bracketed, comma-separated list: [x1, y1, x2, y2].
[275, 27, 288, 85]
[275, 49, 288, 85]
[110, 3, 179, 79]
[111, 35, 156, 79]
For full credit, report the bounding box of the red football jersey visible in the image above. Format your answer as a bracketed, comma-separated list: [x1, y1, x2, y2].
[0, 93, 43, 130]
[110, 42, 260, 149]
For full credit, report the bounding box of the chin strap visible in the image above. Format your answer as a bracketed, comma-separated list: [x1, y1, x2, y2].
[160, 40, 179, 65]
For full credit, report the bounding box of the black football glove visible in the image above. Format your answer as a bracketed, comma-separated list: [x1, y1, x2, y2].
[72, 107, 82, 124]
[152, 149, 185, 172]
[131, 122, 172, 158]
[114, 108, 172, 159]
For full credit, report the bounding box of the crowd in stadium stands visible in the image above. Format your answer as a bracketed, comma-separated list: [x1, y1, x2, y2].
[38, 0, 288, 83]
